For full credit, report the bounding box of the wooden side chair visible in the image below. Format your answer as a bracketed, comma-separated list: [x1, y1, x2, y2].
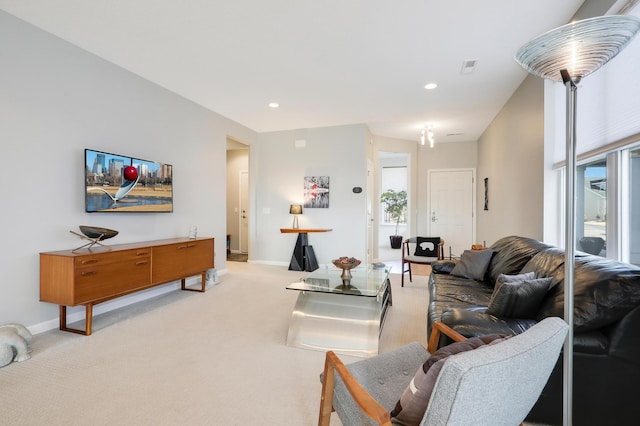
[401, 237, 444, 286]
[318, 317, 568, 426]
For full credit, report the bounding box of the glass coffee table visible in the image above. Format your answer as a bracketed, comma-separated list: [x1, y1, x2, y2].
[285, 265, 392, 358]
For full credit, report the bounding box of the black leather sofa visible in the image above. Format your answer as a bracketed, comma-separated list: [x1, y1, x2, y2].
[428, 235, 640, 425]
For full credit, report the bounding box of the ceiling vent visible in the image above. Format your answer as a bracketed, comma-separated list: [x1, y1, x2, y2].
[461, 59, 478, 74]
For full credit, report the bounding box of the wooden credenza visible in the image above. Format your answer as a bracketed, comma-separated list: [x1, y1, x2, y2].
[40, 237, 214, 335]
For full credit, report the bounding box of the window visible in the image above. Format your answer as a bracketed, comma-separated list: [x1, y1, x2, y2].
[564, 143, 640, 265]
[577, 159, 607, 256]
[629, 148, 640, 265]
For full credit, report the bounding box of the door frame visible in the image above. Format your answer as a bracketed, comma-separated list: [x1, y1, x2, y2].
[239, 169, 249, 253]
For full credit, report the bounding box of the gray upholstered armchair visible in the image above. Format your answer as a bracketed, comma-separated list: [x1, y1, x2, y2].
[318, 317, 568, 425]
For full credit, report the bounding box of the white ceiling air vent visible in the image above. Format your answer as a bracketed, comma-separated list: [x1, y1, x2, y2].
[461, 59, 478, 74]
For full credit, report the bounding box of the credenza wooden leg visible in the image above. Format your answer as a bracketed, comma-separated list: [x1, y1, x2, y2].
[59, 304, 93, 335]
[180, 273, 207, 293]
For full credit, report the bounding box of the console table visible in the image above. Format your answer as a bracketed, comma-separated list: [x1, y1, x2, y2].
[280, 228, 332, 272]
[40, 237, 214, 335]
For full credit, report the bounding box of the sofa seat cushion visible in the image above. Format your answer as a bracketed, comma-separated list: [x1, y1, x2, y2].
[440, 308, 537, 338]
[440, 309, 609, 355]
[428, 273, 494, 334]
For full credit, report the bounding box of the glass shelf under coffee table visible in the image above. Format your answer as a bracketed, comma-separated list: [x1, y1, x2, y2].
[285, 266, 392, 358]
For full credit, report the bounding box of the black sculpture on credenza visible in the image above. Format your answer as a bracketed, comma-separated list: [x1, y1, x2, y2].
[70, 225, 119, 252]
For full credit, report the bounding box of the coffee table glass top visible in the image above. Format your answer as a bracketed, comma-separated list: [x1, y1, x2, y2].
[286, 266, 390, 297]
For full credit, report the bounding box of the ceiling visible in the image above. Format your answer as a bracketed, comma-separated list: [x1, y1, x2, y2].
[1, 0, 595, 144]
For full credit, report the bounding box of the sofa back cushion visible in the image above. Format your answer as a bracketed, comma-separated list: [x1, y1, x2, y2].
[486, 236, 552, 286]
[524, 250, 640, 332]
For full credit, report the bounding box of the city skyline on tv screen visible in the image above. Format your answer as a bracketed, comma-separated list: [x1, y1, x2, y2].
[85, 149, 173, 213]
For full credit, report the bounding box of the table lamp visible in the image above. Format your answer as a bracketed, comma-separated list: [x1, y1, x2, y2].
[289, 204, 303, 229]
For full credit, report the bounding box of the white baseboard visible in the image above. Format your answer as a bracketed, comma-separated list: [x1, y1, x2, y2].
[247, 259, 288, 267]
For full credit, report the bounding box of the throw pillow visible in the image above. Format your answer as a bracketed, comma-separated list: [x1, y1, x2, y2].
[486, 277, 553, 318]
[450, 249, 494, 281]
[488, 272, 536, 306]
[414, 237, 440, 257]
[391, 334, 503, 425]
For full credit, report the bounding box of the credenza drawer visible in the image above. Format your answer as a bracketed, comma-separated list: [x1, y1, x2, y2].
[75, 249, 151, 269]
[74, 256, 151, 303]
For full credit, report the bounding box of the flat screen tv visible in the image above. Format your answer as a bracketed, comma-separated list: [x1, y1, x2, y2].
[85, 149, 173, 213]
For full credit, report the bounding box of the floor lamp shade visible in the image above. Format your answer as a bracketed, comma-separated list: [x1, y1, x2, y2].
[515, 14, 640, 426]
[289, 204, 302, 229]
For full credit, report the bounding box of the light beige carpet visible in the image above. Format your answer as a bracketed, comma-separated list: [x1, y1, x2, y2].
[1, 263, 429, 426]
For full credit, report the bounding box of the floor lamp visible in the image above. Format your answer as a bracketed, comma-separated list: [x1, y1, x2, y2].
[515, 15, 640, 425]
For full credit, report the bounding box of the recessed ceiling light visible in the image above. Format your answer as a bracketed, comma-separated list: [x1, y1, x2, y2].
[424, 83, 438, 90]
[269, 102, 279, 108]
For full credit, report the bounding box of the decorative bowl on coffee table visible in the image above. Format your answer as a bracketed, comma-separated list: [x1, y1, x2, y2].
[332, 257, 362, 283]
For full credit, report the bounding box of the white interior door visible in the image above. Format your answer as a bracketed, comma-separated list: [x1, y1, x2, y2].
[429, 169, 475, 258]
[239, 170, 249, 253]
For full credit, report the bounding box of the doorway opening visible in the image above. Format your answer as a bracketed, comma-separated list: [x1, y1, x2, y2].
[378, 152, 409, 264]
[226, 138, 249, 261]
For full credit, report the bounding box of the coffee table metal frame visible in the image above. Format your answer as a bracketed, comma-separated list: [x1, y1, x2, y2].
[285, 266, 392, 358]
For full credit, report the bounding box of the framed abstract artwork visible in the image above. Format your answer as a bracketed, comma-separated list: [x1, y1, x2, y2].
[304, 176, 329, 208]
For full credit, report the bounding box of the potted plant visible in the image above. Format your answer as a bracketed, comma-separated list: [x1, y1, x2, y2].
[380, 189, 407, 249]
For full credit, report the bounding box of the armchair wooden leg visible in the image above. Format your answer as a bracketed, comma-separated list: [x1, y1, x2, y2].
[319, 353, 336, 426]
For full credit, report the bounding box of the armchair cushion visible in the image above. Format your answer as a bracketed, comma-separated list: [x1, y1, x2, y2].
[486, 276, 552, 318]
[391, 334, 503, 425]
[450, 249, 494, 281]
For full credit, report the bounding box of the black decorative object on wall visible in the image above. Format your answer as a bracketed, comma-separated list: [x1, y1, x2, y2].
[484, 178, 489, 211]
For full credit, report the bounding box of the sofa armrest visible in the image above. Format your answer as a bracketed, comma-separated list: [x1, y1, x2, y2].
[430, 259, 458, 274]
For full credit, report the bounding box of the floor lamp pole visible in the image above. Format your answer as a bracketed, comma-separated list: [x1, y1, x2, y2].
[561, 69, 577, 426]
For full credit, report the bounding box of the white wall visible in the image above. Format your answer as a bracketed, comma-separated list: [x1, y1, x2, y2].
[251, 125, 370, 266]
[0, 11, 256, 330]
[476, 75, 545, 246]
